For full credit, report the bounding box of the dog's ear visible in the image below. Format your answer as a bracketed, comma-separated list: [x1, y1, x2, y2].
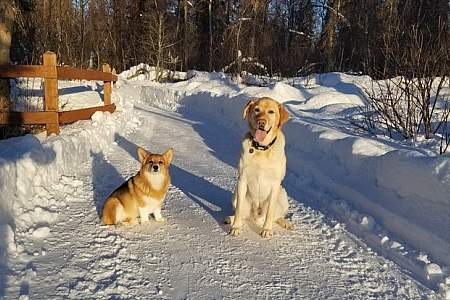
[137, 147, 149, 163]
[242, 99, 257, 119]
[278, 103, 289, 128]
[163, 147, 174, 165]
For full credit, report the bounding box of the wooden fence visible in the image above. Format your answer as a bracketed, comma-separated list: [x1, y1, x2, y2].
[0, 51, 117, 135]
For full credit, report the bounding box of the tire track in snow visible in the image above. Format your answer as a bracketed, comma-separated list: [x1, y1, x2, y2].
[5, 104, 433, 299]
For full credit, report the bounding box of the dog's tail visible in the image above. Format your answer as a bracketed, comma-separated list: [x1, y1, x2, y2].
[101, 197, 123, 225]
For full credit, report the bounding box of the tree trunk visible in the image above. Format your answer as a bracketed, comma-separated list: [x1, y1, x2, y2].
[208, 0, 212, 71]
[156, 14, 163, 82]
[322, 0, 341, 71]
[79, 0, 86, 67]
[183, 0, 188, 71]
[249, 0, 258, 59]
[236, 20, 243, 81]
[0, 0, 14, 113]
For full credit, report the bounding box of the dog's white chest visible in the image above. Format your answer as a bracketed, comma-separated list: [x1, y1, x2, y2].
[142, 196, 162, 213]
[141, 173, 166, 213]
[247, 168, 275, 198]
[145, 172, 166, 190]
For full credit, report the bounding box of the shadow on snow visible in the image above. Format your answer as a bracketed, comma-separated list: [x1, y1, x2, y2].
[113, 133, 233, 227]
[90, 150, 125, 217]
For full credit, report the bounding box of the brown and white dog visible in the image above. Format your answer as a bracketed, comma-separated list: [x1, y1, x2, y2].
[227, 97, 292, 238]
[102, 147, 173, 225]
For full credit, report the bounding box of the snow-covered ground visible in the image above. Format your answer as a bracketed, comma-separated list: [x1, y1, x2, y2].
[0, 70, 449, 299]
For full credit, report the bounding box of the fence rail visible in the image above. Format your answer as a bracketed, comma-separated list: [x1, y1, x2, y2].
[0, 51, 117, 135]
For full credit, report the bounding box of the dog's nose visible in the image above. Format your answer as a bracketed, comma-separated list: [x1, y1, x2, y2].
[257, 119, 266, 129]
[153, 165, 159, 172]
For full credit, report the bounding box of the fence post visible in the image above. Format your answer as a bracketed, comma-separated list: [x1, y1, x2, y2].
[102, 63, 111, 105]
[43, 51, 59, 135]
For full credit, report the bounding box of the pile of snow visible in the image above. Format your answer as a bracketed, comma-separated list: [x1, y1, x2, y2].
[252, 82, 306, 102]
[0, 79, 140, 265]
[1, 67, 449, 296]
[133, 71, 449, 292]
[119, 63, 187, 82]
[286, 118, 450, 264]
[300, 91, 365, 111]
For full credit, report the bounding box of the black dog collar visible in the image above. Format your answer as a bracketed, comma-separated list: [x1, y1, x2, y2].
[249, 137, 277, 153]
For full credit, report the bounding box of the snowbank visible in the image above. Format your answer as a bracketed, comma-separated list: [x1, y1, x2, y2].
[285, 120, 450, 266]
[135, 73, 450, 270]
[1, 68, 448, 294]
[119, 63, 187, 82]
[0, 81, 140, 245]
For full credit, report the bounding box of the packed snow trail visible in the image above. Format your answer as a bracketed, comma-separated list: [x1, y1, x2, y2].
[4, 103, 431, 299]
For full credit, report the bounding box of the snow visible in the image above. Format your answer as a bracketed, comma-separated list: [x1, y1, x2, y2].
[427, 263, 443, 277]
[0, 224, 16, 252]
[359, 215, 376, 231]
[11, 78, 106, 112]
[441, 277, 450, 300]
[31, 227, 50, 239]
[133, 71, 450, 267]
[118, 63, 187, 82]
[0, 68, 448, 298]
[254, 82, 306, 101]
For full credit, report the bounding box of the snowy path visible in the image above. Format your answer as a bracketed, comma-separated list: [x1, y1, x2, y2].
[5, 103, 431, 299]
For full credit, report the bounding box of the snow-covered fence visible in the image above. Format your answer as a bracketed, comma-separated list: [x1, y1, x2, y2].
[0, 51, 117, 135]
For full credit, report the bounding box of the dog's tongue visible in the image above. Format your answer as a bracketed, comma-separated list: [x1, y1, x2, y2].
[255, 129, 267, 143]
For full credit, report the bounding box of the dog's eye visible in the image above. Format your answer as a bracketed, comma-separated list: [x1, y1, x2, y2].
[268, 110, 275, 114]
[149, 160, 153, 164]
[254, 107, 260, 113]
[158, 160, 163, 164]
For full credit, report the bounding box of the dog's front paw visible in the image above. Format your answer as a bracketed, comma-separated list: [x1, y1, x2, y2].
[229, 227, 241, 237]
[261, 228, 273, 239]
[284, 223, 293, 230]
[284, 221, 293, 230]
[123, 219, 138, 226]
[155, 217, 166, 223]
[276, 218, 293, 230]
[140, 220, 150, 225]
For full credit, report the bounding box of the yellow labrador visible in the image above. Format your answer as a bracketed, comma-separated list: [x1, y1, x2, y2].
[227, 97, 292, 238]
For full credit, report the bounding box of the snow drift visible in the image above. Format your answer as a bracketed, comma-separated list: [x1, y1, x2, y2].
[136, 73, 450, 269]
[0, 70, 448, 296]
[0, 83, 140, 239]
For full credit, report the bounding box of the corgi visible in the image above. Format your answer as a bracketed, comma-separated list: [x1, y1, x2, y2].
[101, 147, 173, 225]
